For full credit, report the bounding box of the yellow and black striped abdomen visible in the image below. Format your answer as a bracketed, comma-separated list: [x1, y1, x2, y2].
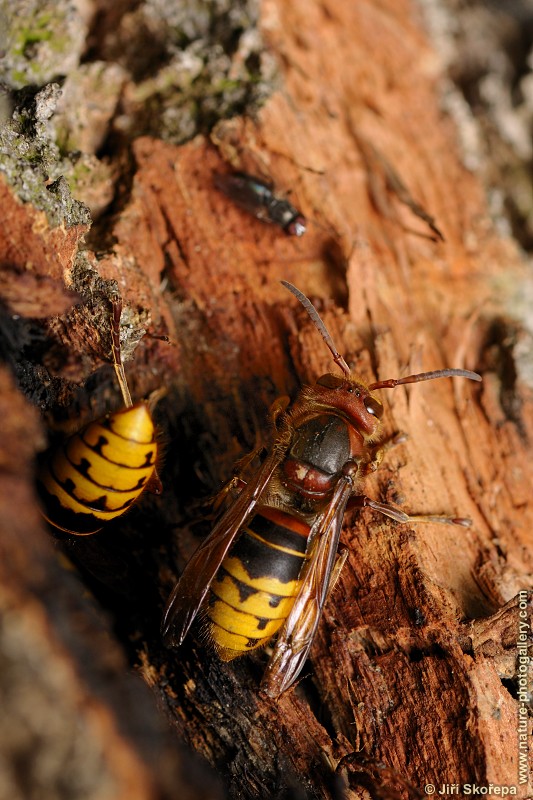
[38, 403, 157, 535]
[206, 508, 311, 660]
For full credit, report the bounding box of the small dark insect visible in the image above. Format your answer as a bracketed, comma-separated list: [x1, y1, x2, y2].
[214, 172, 307, 236]
[38, 300, 160, 536]
[162, 282, 481, 697]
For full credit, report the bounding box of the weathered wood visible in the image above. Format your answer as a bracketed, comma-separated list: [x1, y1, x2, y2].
[0, 0, 531, 798]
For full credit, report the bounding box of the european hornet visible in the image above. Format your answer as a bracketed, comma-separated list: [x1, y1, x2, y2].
[214, 172, 307, 236]
[162, 282, 481, 697]
[38, 299, 160, 536]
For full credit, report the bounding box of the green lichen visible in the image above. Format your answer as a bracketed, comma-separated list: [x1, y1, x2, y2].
[0, 85, 91, 228]
[0, 0, 87, 90]
[0, 0, 278, 226]
[108, 0, 277, 143]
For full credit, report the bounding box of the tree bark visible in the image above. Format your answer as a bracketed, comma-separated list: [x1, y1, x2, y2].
[0, 1, 532, 799]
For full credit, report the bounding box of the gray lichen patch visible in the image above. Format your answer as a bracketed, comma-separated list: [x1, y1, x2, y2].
[420, 0, 533, 251]
[0, 84, 91, 228]
[66, 255, 150, 367]
[52, 62, 128, 156]
[0, 0, 88, 91]
[1, 0, 278, 222]
[95, 0, 278, 144]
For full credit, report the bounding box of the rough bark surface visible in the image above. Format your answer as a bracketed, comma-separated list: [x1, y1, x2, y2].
[0, 1, 532, 799]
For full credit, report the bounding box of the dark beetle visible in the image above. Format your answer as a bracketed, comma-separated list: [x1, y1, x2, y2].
[214, 172, 307, 236]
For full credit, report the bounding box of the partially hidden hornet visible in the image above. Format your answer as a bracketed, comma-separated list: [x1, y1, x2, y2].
[162, 282, 481, 697]
[214, 172, 307, 236]
[38, 299, 160, 536]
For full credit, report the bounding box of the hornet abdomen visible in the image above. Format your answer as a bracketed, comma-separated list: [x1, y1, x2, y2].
[206, 507, 311, 660]
[38, 403, 157, 535]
